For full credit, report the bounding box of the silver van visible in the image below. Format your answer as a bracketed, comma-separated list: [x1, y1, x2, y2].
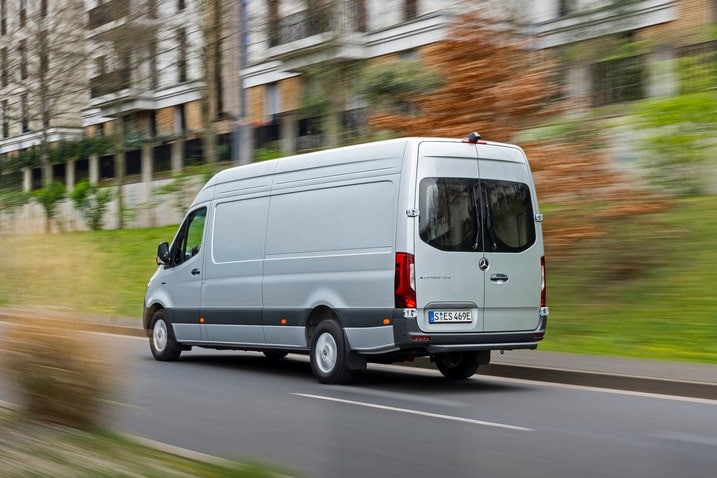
[143, 134, 548, 383]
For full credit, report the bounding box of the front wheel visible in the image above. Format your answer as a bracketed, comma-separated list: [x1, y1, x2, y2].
[149, 310, 181, 361]
[309, 320, 354, 384]
[435, 352, 479, 380]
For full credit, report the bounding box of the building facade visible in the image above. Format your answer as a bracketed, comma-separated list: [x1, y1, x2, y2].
[0, 0, 715, 232]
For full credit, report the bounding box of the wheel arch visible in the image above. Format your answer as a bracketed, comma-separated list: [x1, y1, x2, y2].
[144, 303, 166, 333]
[305, 305, 341, 345]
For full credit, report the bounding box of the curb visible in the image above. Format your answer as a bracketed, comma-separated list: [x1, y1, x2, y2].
[478, 364, 717, 401]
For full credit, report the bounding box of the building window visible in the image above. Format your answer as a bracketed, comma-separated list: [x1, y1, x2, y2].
[21, 93, 29, 133]
[265, 82, 280, 120]
[2, 99, 8, 138]
[177, 28, 187, 82]
[592, 55, 645, 106]
[267, 0, 279, 47]
[39, 31, 49, 78]
[404, 0, 417, 21]
[213, 38, 223, 118]
[178, 0, 186, 11]
[353, 0, 366, 32]
[150, 41, 158, 89]
[95, 55, 107, 76]
[559, 0, 575, 17]
[175, 104, 186, 134]
[1, 47, 7, 87]
[19, 0, 26, 27]
[1, 0, 6, 35]
[41, 0, 47, 17]
[19, 39, 27, 80]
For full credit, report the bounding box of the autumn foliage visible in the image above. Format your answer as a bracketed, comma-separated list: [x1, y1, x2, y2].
[369, 15, 559, 141]
[369, 13, 668, 261]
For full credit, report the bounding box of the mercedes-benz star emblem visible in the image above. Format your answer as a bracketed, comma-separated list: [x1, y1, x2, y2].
[478, 257, 489, 271]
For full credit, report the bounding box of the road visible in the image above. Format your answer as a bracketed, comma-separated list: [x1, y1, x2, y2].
[2, 330, 717, 477]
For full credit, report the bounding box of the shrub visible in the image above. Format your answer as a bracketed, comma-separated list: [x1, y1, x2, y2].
[1, 319, 111, 428]
[33, 181, 66, 233]
[70, 179, 113, 230]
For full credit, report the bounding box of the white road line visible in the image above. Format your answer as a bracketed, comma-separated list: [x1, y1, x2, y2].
[291, 393, 535, 432]
[483, 375, 717, 406]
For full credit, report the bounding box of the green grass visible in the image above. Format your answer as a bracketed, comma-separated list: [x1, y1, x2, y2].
[543, 195, 717, 364]
[1, 196, 716, 364]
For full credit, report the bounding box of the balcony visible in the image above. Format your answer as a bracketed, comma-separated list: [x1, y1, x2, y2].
[534, 0, 676, 49]
[88, 0, 129, 30]
[266, 5, 367, 69]
[90, 68, 155, 116]
[87, 0, 157, 41]
[90, 69, 131, 98]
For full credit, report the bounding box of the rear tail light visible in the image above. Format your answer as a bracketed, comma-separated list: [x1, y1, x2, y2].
[541, 256, 547, 308]
[395, 252, 416, 308]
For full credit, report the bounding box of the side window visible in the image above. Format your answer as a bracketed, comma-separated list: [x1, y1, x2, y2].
[170, 207, 207, 266]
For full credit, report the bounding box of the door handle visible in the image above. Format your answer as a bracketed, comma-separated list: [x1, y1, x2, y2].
[490, 273, 509, 284]
[191, 268, 201, 276]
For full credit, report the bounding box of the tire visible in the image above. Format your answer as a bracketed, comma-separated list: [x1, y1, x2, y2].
[436, 352, 479, 380]
[149, 309, 182, 361]
[309, 320, 354, 384]
[262, 349, 289, 360]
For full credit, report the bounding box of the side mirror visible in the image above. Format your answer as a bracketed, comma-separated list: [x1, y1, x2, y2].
[157, 242, 170, 265]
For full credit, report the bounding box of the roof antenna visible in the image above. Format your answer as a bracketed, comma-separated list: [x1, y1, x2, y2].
[463, 132, 481, 143]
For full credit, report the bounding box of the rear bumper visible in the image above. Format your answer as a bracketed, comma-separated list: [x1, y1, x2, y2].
[392, 309, 547, 354]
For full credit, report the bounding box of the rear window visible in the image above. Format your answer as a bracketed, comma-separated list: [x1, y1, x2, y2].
[419, 178, 535, 253]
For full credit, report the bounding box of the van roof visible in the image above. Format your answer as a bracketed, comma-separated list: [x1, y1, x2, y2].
[191, 137, 525, 207]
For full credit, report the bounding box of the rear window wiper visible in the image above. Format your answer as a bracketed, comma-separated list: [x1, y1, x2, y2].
[470, 185, 481, 251]
[481, 186, 497, 251]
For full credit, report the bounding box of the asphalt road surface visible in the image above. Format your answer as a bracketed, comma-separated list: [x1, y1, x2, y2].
[2, 330, 716, 478]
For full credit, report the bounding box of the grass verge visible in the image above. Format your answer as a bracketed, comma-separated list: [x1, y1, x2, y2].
[0, 407, 288, 477]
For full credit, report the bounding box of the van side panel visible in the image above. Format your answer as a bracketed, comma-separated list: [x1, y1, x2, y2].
[262, 154, 403, 348]
[202, 196, 270, 345]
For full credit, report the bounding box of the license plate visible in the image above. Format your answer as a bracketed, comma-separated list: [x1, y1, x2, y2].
[428, 310, 473, 323]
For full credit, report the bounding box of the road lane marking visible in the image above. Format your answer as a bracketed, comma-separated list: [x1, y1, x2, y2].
[483, 375, 717, 406]
[291, 393, 534, 431]
[655, 432, 717, 448]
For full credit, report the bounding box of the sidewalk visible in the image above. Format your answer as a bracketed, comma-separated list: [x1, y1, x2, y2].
[1, 307, 715, 399]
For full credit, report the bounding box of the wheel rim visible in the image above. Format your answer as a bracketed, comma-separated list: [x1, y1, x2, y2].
[315, 332, 337, 374]
[442, 353, 462, 368]
[153, 319, 168, 352]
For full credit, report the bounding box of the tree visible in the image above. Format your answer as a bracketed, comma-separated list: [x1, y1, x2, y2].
[366, 14, 559, 142]
[3, 0, 88, 186]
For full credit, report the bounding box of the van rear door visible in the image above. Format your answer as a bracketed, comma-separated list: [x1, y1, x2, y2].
[477, 144, 542, 332]
[414, 141, 485, 333]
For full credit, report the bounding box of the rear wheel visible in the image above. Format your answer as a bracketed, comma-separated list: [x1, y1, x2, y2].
[435, 352, 478, 380]
[149, 310, 181, 361]
[309, 320, 354, 384]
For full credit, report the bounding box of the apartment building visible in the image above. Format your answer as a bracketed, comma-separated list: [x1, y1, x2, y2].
[0, 0, 714, 232]
[243, 0, 462, 154]
[528, 0, 716, 107]
[0, 0, 87, 192]
[0, 1, 243, 231]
